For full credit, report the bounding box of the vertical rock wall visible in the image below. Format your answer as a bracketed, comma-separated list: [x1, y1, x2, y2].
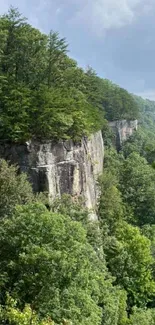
[0, 131, 104, 220]
[109, 120, 138, 150]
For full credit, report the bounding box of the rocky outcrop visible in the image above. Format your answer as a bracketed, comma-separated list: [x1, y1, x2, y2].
[0, 131, 104, 220]
[109, 120, 138, 150]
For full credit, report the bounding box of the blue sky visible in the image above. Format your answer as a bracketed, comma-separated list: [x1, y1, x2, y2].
[0, 0, 155, 99]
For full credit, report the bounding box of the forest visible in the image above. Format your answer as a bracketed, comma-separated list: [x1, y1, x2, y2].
[0, 7, 155, 325]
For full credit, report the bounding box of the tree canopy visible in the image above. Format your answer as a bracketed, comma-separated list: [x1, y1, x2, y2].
[0, 8, 139, 143]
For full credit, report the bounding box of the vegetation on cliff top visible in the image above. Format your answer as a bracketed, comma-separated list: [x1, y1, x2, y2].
[0, 8, 139, 143]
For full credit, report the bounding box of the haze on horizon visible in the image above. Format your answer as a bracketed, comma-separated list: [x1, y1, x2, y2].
[0, 0, 155, 100]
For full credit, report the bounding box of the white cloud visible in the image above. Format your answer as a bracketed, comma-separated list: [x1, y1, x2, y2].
[0, 0, 151, 35]
[69, 0, 151, 35]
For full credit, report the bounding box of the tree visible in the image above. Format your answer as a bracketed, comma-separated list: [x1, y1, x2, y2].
[119, 152, 155, 226]
[47, 31, 68, 88]
[0, 295, 57, 325]
[129, 307, 155, 325]
[0, 159, 34, 218]
[0, 8, 139, 143]
[102, 221, 155, 310]
[0, 202, 120, 325]
[0, 7, 47, 86]
[99, 170, 124, 234]
[51, 194, 103, 253]
[98, 162, 155, 309]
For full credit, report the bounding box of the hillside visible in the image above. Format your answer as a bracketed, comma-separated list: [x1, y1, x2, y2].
[1, 7, 155, 325]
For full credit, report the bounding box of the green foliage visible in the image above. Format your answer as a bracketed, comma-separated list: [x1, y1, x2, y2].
[122, 94, 155, 164]
[0, 202, 122, 325]
[122, 126, 155, 164]
[102, 120, 116, 147]
[119, 152, 155, 226]
[0, 8, 103, 142]
[110, 222, 155, 308]
[0, 159, 34, 217]
[51, 194, 103, 252]
[103, 148, 155, 226]
[98, 165, 155, 310]
[0, 295, 56, 325]
[84, 68, 139, 121]
[129, 307, 155, 325]
[102, 83, 139, 121]
[0, 8, 140, 143]
[99, 170, 124, 234]
[28, 86, 98, 141]
[103, 147, 124, 178]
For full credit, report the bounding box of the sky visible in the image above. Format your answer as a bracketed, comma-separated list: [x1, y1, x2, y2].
[0, 0, 155, 100]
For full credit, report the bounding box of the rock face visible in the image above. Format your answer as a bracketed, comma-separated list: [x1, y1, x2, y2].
[109, 120, 138, 150]
[0, 131, 104, 220]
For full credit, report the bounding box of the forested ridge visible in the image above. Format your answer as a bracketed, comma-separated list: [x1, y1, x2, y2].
[1, 7, 155, 325]
[0, 8, 139, 143]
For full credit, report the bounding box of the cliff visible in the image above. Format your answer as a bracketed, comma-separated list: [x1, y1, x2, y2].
[0, 121, 137, 218]
[109, 120, 138, 150]
[0, 131, 104, 220]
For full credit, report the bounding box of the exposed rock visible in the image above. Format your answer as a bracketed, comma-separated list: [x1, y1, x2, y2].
[109, 120, 138, 150]
[0, 131, 104, 220]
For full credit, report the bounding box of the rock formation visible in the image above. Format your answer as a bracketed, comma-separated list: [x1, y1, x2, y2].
[109, 120, 138, 150]
[0, 131, 104, 220]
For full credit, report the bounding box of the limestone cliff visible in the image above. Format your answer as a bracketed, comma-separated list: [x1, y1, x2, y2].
[109, 120, 138, 150]
[0, 131, 104, 220]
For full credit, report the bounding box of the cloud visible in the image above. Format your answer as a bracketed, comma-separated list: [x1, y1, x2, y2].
[0, 0, 150, 35]
[69, 0, 151, 35]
